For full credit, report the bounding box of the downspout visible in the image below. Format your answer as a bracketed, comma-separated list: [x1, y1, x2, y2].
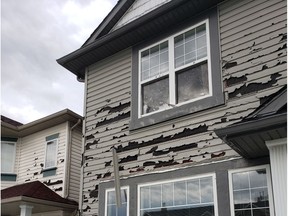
[64, 118, 82, 198]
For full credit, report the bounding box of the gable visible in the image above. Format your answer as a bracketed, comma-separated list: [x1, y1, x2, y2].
[111, 0, 172, 31]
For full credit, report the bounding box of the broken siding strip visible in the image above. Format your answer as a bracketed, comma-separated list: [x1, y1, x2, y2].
[222, 30, 287, 62]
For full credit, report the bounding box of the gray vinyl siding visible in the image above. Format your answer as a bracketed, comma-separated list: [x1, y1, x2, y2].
[68, 126, 82, 201]
[81, 0, 286, 214]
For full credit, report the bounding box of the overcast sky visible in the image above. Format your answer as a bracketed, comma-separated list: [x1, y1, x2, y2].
[1, 0, 118, 124]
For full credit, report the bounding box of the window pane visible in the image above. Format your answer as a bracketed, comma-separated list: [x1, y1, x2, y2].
[174, 23, 206, 69]
[174, 181, 186, 205]
[107, 189, 128, 216]
[200, 177, 213, 203]
[249, 169, 267, 188]
[140, 41, 169, 81]
[251, 188, 269, 208]
[235, 210, 252, 216]
[151, 185, 161, 208]
[253, 208, 270, 216]
[140, 187, 150, 209]
[176, 62, 209, 103]
[1, 142, 15, 173]
[232, 172, 249, 190]
[45, 140, 57, 168]
[162, 183, 173, 207]
[187, 180, 200, 204]
[142, 77, 169, 114]
[233, 190, 251, 209]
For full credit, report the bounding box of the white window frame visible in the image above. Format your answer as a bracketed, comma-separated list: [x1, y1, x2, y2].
[137, 173, 218, 216]
[228, 165, 275, 216]
[44, 138, 58, 169]
[1, 141, 16, 173]
[105, 186, 130, 216]
[138, 19, 212, 118]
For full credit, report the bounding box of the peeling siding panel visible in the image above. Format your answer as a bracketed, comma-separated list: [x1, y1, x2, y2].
[82, 0, 286, 214]
[16, 123, 67, 196]
[112, 0, 172, 31]
[68, 127, 82, 201]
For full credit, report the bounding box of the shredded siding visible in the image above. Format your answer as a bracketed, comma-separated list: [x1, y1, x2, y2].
[81, 0, 287, 214]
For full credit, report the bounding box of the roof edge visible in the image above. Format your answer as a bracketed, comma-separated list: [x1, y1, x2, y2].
[215, 113, 287, 138]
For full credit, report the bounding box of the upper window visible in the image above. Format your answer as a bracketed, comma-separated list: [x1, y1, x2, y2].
[229, 166, 274, 216]
[130, 8, 224, 130]
[1, 141, 16, 173]
[44, 134, 59, 169]
[139, 21, 210, 116]
[138, 174, 217, 216]
[105, 187, 129, 216]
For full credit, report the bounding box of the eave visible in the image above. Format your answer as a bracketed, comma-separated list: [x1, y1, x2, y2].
[1, 109, 82, 138]
[57, 0, 225, 79]
[215, 87, 287, 159]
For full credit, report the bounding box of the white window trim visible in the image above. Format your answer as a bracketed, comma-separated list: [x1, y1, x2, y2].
[228, 165, 275, 216]
[44, 138, 58, 169]
[137, 173, 218, 216]
[1, 141, 16, 174]
[137, 19, 212, 118]
[105, 186, 130, 216]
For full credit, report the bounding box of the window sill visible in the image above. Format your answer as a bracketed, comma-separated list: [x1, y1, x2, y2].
[42, 167, 57, 177]
[1, 173, 17, 181]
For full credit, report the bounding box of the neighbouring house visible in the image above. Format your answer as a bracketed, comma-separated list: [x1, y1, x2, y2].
[57, 0, 287, 216]
[1, 109, 83, 216]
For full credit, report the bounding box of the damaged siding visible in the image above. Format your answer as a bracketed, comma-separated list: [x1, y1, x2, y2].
[81, 0, 286, 215]
[16, 123, 67, 196]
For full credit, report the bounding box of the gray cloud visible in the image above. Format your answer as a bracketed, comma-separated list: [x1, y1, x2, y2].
[1, 0, 117, 123]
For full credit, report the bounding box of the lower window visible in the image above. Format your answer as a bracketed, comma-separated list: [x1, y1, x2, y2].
[229, 166, 274, 216]
[105, 187, 129, 216]
[138, 174, 217, 216]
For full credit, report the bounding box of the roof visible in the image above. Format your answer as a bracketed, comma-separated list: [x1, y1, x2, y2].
[1, 116, 23, 127]
[57, 0, 225, 80]
[1, 181, 77, 205]
[1, 109, 82, 138]
[1, 181, 78, 215]
[215, 86, 287, 158]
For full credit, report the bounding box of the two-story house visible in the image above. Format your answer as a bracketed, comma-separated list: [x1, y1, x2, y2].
[57, 0, 287, 216]
[1, 109, 83, 216]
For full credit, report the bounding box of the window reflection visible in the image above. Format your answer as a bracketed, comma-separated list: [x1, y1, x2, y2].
[140, 176, 215, 216]
[231, 168, 270, 216]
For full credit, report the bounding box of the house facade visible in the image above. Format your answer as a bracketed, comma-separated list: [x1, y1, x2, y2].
[1, 109, 83, 216]
[58, 0, 287, 216]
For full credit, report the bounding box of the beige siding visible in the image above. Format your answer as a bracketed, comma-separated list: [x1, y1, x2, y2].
[82, 0, 287, 214]
[15, 123, 68, 196]
[68, 126, 82, 201]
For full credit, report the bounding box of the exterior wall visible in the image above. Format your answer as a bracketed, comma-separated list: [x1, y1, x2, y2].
[112, 0, 172, 31]
[68, 126, 82, 201]
[1, 123, 70, 196]
[82, 0, 287, 215]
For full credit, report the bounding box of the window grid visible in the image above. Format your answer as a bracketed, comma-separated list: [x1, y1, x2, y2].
[138, 174, 216, 215]
[138, 19, 211, 117]
[229, 166, 274, 216]
[105, 187, 129, 216]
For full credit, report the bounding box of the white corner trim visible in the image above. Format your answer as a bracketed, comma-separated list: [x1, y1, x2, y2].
[266, 138, 287, 149]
